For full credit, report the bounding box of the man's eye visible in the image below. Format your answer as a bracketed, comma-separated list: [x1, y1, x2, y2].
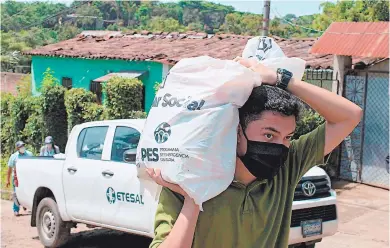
[265, 134, 273, 140]
[286, 136, 292, 141]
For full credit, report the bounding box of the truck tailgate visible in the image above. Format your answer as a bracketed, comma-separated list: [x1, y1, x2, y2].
[15, 157, 65, 210]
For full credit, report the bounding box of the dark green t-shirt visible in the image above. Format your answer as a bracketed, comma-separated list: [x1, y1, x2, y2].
[150, 124, 326, 248]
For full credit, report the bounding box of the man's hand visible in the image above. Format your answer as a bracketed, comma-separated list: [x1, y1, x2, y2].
[6, 180, 11, 188]
[234, 57, 277, 85]
[146, 168, 188, 197]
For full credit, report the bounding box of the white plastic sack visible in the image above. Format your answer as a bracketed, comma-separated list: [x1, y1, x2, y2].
[136, 56, 262, 209]
[136, 37, 306, 210]
[242, 36, 306, 80]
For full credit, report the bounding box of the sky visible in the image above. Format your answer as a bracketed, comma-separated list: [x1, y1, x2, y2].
[2, 0, 337, 18]
[210, 0, 336, 18]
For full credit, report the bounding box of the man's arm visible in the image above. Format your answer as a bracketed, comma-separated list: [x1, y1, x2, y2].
[6, 155, 15, 187]
[153, 195, 199, 248]
[288, 78, 363, 155]
[235, 58, 362, 155]
[6, 167, 12, 187]
[147, 169, 200, 248]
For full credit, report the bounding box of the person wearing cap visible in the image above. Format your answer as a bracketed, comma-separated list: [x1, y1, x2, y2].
[39, 136, 60, 156]
[6, 141, 33, 216]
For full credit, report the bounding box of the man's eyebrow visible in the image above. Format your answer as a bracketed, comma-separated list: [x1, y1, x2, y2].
[264, 127, 280, 134]
[264, 127, 295, 135]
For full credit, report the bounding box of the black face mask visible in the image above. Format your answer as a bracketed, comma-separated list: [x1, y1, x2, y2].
[239, 130, 289, 180]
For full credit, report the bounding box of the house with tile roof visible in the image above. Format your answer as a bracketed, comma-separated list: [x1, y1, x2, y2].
[311, 22, 389, 188]
[25, 30, 381, 112]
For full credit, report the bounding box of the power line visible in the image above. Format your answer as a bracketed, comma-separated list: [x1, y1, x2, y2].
[271, 7, 324, 33]
[18, 2, 85, 31]
[1, 7, 30, 22]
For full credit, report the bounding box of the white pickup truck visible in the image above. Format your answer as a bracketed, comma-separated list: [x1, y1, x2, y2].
[16, 119, 338, 248]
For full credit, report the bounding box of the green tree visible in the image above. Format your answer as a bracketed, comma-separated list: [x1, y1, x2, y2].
[75, 4, 103, 30]
[147, 17, 187, 32]
[58, 23, 81, 41]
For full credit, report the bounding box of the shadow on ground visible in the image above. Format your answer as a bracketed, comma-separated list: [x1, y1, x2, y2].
[331, 179, 359, 194]
[61, 229, 152, 248]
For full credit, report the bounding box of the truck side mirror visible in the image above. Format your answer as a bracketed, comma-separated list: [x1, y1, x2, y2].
[123, 150, 136, 163]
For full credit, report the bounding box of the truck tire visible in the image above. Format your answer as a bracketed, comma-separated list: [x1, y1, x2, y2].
[36, 197, 70, 248]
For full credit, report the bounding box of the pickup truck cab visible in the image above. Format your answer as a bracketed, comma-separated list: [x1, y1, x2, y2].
[16, 119, 337, 248]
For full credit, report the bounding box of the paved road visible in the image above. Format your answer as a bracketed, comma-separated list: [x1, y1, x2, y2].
[317, 181, 389, 248]
[0, 201, 152, 248]
[1, 181, 388, 248]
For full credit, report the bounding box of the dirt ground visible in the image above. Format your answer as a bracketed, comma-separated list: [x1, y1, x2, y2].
[1, 180, 388, 248]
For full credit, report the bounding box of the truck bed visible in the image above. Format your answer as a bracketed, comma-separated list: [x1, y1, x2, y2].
[15, 157, 65, 211]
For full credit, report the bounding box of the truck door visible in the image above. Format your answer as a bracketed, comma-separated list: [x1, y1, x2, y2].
[99, 125, 161, 234]
[63, 125, 109, 223]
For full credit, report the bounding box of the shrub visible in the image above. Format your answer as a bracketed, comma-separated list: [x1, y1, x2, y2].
[22, 96, 45, 154]
[1, 93, 15, 155]
[10, 95, 29, 142]
[127, 111, 147, 119]
[41, 68, 67, 152]
[154, 81, 161, 93]
[293, 108, 325, 140]
[65, 88, 97, 132]
[16, 74, 32, 97]
[105, 76, 144, 119]
[83, 103, 105, 122]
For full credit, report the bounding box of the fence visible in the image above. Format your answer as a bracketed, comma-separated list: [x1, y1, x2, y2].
[304, 69, 337, 93]
[339, 70, 389, 189]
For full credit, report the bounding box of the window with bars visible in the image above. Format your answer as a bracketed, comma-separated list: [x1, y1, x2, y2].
[90, 81, 103, 104]
[62, 77, 72, 89]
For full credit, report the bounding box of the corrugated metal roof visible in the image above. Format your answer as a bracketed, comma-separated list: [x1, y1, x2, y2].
[93, 71, 146, 83]
[311, 22, 389, 58]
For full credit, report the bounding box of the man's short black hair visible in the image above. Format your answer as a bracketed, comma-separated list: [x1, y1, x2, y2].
[239, 85, 302, 130]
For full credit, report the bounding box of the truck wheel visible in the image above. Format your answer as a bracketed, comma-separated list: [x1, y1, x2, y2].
[36, 197, 70, 248]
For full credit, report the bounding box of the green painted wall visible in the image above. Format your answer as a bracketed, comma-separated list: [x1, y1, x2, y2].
[31, 56, 163, 112]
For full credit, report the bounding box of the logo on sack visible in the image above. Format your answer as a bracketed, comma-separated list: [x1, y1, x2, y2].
[154, 122, 171, 143]
[152, 93, 205, 111]
[256, 37, 273, 61]
[301, 181, 316, 197]
[106, 187, 116, 204]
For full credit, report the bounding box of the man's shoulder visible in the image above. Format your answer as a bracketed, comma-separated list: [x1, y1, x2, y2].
[8, 152, 18, 166]
[10, 152, 19, 158]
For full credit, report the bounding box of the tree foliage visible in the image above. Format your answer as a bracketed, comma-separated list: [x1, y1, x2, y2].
[313, 0, 389, 31]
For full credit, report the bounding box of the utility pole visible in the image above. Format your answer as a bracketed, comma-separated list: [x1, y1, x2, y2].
[262, 0, 271, 36]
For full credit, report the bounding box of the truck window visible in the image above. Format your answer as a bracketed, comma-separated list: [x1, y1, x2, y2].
[111, 126, 140, 162]
[78, 126, 108, 160]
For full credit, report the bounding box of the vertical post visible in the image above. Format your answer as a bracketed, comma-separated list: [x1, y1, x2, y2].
[332, 55, 352, 95]
[262, 0, 271, 36]
[358, 71, 369, 182]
